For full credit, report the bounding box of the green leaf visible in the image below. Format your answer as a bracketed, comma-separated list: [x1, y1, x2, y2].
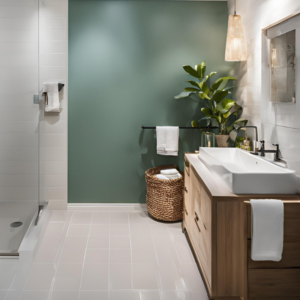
[215, 99, 236, 114]
[203, 72, 217, 83]
[199, 81, 210, 95]
[224, 86, 234, 91]
[226, 118, 248, 134]
[212, 90, 229, 103]
[223, 110, 232, 119]
[184, 87, 200, 92]
[201, 107, 213, 117]
[183, 65, 199, 78]
[186, 80, 200, 88]
[195, 61, 206, 79]
[191, 120, 199, 127]
[198, 116, 211, 127]
[211, 76, 237, 92]
[199, 92, 210, 100]
[174, 92, 194, 99]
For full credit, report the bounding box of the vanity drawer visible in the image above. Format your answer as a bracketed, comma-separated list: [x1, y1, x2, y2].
[184, 166, 190, 228]
[247, 203, 300, 242]
[248, 269, 300, 298]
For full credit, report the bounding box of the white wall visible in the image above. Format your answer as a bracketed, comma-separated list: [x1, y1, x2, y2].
[0, 0, 39, 203]
[0, 0, 68, 208]
[229, 0, 300, 176]
[39, 0, 68, 209]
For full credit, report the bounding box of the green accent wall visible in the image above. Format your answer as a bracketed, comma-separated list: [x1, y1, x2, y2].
[69, 0, 233, 203]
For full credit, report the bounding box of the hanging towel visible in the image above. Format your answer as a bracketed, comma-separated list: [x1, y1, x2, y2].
[161, 169, 179, 175]
[156, 126, 179, 156]
[43, 82, 60, 112]
[250, 199, 284, 262]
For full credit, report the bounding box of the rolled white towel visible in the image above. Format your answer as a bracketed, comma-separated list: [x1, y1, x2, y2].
[156, 174, 169, 180]
[164, 173, 182, 180]
[161, 169, 179, 175]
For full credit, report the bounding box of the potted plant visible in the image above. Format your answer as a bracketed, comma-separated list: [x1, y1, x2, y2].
[175, 61, 248, 147]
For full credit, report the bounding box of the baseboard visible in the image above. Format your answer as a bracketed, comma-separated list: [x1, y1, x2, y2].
[67, 203, 147, 211]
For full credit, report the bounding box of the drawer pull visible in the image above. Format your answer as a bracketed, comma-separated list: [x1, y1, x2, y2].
[195, 212, 199, 221]
[195, 212, 207, 230]
[184, 187, 188, 193]
[194, 217, 201, 232]
[185, 208, 188, 216]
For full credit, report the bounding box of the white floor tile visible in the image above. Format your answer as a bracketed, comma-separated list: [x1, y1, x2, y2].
[63, 236, 88, 249]
[89, 224, 109, 236]
[20, 291, 49, 300]
[34, 235, 62, 263]
[110, 224, 129, 236]
[110, 236, 130, 249]
[0, 291, 7, 300]
[159, 262, 185, 290]
[71, 212, 92, 224]
[59, 248, 85, 263]
[129, 211, 149, 224]
[161, 291, 193, 300]
[132, 247, 157, 263]
[132, 263, 160, 290]
[85, 249, 109, 264]
[92, 212, 110, 224]
[79, 291, 108, 300]
[67, 224, 90, 236]
[181, 264, 205, 292]
[149, 224, 170, 237]
[191, 291, 209, 300]
[53, 264, 82, 291]
[50, 291, 79, 300]
[110, 212, 128, 224]
[131, 235, 154, 249]
[87, 236, 109, 249]
[44, 223, 64, 236]
[130, 223, 151, 236]
[50, 210, 69, 222]
[109, 264, 132, 289]
[80, 264, 108, 290]
[24, 263, 55, 291]
[110, 249, 131, 263]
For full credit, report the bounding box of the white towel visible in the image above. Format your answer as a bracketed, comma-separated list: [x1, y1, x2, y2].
[43, 82, 60, 112]
[156, 174, 169, 180]
[251, 199, 284, 262]
[156, 126, 179, 156]
[161, 169, 179, 175]
[164, 173, 182, 180]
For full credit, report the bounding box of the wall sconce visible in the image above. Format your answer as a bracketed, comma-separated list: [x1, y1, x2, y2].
[225, 0, 247, 61]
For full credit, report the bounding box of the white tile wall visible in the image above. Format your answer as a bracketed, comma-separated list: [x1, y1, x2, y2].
[228, 0, 300, 175]
[39, 0, 68, 208]
[0, 0, 68, 207]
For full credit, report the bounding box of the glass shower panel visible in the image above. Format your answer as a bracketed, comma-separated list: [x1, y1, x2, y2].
[0, 0, 40, 255]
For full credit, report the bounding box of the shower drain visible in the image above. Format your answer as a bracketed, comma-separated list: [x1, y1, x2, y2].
[10, 222, 23, 228]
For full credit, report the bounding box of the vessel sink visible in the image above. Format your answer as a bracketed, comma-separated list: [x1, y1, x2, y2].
[198, 147, 298, 194]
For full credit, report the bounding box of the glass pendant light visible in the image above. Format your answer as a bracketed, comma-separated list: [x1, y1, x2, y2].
[225, 0, 246, 61]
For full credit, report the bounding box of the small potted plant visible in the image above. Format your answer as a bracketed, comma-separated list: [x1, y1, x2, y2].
[175, 61, 248, 147]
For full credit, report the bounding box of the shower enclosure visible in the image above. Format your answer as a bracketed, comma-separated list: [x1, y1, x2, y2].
[0, 0, 42, 256]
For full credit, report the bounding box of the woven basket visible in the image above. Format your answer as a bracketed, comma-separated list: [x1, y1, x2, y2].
[145, 165, 184, 222]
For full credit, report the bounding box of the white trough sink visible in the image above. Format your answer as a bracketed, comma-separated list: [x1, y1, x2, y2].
[198, 147, 298, 194]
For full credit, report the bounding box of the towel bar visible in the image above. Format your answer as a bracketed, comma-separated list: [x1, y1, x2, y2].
[141, 125, 218, 129]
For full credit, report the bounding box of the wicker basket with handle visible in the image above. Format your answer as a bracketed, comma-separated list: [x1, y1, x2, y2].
[145, 165, 184, 222]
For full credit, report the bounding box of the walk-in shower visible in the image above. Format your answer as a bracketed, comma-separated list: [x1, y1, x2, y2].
[0, 0, 42, 256]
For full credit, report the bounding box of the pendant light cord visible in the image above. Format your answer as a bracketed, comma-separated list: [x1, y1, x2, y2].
[234, 0, 236, 15]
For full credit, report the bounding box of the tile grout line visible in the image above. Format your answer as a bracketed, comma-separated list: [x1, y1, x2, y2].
[127, 212, 133, 290]
[77, 212, 93, 300]
[47, 210, 74, 300]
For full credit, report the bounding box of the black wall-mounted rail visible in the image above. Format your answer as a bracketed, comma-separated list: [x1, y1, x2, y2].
[141, 125, 219, 130]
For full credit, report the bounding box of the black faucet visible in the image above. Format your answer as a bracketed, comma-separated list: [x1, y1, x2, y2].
[256, 140, 281, 161]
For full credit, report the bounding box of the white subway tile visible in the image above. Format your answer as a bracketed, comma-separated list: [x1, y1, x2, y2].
[40, 4, 68, 18]
[0, 18, 37, 30]
[0, 147, 38, 161]
[0, 30, 38, 43]
[40, 17, 66, 31]
[40, 174, 66, 188]
[0, 187, 38, 201]
[42, 187, 66, 201]
[39, 121, 67, 134]
[0, 134, 38, 147]
[0, 161, 38, 175]
[0, 0, 35, 5]
[0, 108, 39, 122]
[40, 147, 66, 161]
[0, 93, 36, 108]
[39, 41, 67, 54]
[0, 174, 38, 187]
[39, 134, 67, 147]
[39, 66, 66, 81]
[0, 53, 38, 67]
[0, 42, 37, 54]
[0, 121, 37, 134]
[39, 160, 67, 175]
[40, 53, 66, 67]
[0, 6, 37, 18]
[39, 30, 66, 42]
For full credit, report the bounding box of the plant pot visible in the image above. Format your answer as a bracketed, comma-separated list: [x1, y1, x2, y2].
[215, 135, 229, 147]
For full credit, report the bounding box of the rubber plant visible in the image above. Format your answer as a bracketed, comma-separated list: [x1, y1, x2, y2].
[175, 61, 248, 136]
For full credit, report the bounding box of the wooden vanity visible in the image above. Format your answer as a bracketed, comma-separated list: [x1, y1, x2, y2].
[183, 153, 300, 300]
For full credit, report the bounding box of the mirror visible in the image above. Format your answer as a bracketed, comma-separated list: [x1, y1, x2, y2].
[270, 30, 296, 103]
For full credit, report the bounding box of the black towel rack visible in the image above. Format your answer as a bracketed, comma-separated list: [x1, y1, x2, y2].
[141, 125, 218, 130]
[58, 83, 65, 92]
